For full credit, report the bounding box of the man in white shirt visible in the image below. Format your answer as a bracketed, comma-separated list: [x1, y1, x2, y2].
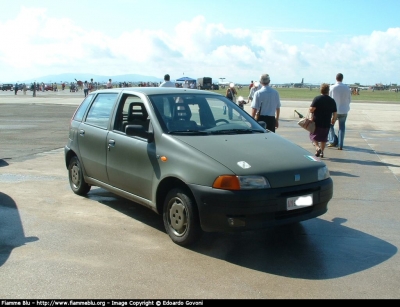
[159, 74, 175, 87]
[328, 73, 351, 150]
[251, 74, 281, 133]
[106, 79, 113, 89]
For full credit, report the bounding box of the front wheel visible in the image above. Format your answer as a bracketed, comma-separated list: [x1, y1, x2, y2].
[68, 156, 91, 195]
[163, 188, 202, 246]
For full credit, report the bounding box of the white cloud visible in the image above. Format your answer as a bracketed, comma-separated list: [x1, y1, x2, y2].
[1, 7, 399, 85]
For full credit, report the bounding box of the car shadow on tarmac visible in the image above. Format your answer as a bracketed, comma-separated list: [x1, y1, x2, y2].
[81, 187, 396, 280]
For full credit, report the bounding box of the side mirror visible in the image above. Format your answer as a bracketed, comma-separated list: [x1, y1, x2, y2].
[258, 121, 267, 129]
[125, 125, 154, 143]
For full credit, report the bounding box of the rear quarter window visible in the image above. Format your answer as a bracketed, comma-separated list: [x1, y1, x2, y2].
[73, 95, 93, 122]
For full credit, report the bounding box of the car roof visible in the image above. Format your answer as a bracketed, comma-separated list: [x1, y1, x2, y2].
[93, 87, 223, 97]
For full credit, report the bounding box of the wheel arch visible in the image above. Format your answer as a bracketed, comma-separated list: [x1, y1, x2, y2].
[65, 148, 77, 169]
[155, 177, 196, 214]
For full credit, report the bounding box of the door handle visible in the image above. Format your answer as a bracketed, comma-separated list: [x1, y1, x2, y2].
[108, 139, 116, 148]
[79, 129, 85, 136]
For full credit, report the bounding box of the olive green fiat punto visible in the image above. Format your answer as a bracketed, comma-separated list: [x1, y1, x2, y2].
[65, 87, 333, 246]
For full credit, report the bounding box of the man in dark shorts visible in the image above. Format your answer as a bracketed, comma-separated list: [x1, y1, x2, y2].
[309, 83, 337, 158]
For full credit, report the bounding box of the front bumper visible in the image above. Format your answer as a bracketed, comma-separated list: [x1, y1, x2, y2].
[188, 178, 333, 232]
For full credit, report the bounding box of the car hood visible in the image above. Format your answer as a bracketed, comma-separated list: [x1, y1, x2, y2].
[172, 132, 325, 187]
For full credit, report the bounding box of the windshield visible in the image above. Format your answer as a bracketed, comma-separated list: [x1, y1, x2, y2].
[149, 94, 266, 135]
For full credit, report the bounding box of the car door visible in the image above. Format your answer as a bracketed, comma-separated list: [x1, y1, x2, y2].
[77, 92, 118, 184]
[106, 94, 155, 201]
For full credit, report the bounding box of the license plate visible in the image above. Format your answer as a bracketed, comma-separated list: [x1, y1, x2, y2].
[287, 194, 313, 211]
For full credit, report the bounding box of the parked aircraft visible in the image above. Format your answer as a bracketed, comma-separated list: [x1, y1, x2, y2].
[293, 78, 304, 88]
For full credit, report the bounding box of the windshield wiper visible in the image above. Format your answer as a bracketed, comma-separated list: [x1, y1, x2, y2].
[210, 129, 254, 135]
[168, 130, 209, 135]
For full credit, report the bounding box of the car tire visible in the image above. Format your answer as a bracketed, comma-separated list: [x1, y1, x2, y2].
[163, 188, 203, 246]
[68, 156, 91, 195]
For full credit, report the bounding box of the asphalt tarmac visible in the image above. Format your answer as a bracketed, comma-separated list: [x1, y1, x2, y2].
[0, 90, 400, 299]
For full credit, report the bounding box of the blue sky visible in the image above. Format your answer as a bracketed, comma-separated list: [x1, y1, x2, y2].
[1, 0, 399, 85]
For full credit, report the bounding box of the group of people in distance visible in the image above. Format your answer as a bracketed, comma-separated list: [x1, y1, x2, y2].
[159, 72, 350, 159]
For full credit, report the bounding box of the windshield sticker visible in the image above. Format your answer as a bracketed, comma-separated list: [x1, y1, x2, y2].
[237, 161, 251, 169]
[305, 155, 321, 162]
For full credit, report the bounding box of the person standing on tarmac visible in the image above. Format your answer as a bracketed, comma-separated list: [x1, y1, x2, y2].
[248, 81, 261, 104]
[83, 81, 89, 97]
[32, 82, 36, 97]
[159, 74, 175, 87]
[251, 74, 281, 133]
[106, 79, 113, 89]
[327, 73, 351, 150]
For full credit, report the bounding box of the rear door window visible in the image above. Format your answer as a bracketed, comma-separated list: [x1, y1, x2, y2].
[85, 93, 118, 129]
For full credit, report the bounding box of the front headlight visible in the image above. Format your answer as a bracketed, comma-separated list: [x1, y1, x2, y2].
[213, 175, 271, 190]
[318, 166, 330, 180]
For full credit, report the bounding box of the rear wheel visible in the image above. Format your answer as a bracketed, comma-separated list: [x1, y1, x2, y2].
[163, 188, 202, 246]
[68, 156, 91, 195]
